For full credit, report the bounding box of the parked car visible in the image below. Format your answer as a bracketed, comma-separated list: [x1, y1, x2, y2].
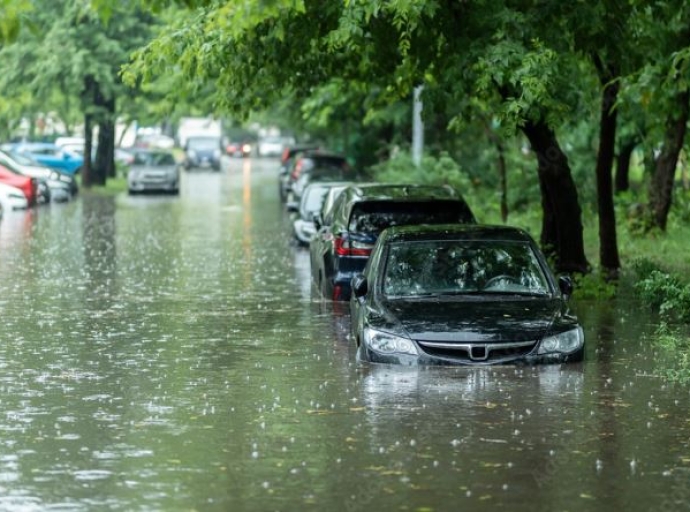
[288, 182, 353, 245]
[183, 136, 222, 171]
[0, 149, 75, 202]
[3, 142, 83, 175]
[278, 144, 321, 201]
[310, 183, 476, 301]
[350, 224, 584, 365]
[282, 150, 350, 203]
[0, 165, 37, 207]
[289, 162, 360, 204]
[127, 149, 180, 195]
[0, 181, 29, 211]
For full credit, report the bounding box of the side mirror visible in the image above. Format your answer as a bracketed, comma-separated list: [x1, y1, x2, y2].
[558, 275, 573, 299]
[352, 274, 368, 299]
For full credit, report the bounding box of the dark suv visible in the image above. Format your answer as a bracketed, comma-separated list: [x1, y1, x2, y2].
[183, 136, 222, 171]
[309, 183, 476, 301]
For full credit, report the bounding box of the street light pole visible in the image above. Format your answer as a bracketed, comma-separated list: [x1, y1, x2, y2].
[412, 85, 424, 167]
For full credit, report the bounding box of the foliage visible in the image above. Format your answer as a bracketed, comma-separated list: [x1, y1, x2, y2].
[571, 272, 618, 300]
[634, 269, 690, 322]
[651, 322, 690, 384]
[370, 150, 472, 193]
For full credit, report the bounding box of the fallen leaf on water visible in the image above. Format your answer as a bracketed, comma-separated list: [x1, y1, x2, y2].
[580, 493, 595, 499]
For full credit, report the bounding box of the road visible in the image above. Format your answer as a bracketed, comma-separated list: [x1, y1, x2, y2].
[0, 157, 687, 511]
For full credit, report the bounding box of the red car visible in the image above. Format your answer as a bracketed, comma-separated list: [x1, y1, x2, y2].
[0, 164, 37, 206]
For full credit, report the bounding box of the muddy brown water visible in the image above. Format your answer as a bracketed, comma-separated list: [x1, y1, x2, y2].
[0, 158, 688, 511]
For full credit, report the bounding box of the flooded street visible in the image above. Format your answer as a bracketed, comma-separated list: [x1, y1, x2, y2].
[0, 157, 689, 512]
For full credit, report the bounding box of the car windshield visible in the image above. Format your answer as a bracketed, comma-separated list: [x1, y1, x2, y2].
[349, 201, 474, 233]
[187, 137, 220, 150]
[383, 240, 550, 297]
[3, 150, 35, 166]
[133, 152, 176, 166]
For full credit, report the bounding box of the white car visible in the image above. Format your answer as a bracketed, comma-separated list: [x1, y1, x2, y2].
[257, 136, 286, 157]
[0, 181, 29, 211]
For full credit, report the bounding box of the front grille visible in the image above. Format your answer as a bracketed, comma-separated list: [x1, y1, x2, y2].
[416, 340, 537, 363]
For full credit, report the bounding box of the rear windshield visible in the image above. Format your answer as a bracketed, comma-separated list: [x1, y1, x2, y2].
[348, 201, 475, 233]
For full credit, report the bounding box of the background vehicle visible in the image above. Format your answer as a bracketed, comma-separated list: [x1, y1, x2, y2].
[278, 144, 320, 201]
[0, 149, 75, 201]
[183, 136, 222, 171]
[289, 163, 360, 204]
[310, 183, 476, 301]
[177, 117, 222, 149]
[226, 140, 252, 157]
[256, 136, 286, 157]
[282, 150, 349, 203]
[288, 182, 353, 245]
[0, 181, 29, 211]
[127, 149, 180, 194]
[0, 165, 37, 206]
[3, 142, 83, 175]
[350, 224, 584, 365]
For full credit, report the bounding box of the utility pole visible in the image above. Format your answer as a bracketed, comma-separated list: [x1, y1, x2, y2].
[412, 85, 424, 166]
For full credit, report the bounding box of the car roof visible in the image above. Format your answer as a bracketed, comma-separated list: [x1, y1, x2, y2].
[342, 183, 458, 202]
[379, 224, 536, 244]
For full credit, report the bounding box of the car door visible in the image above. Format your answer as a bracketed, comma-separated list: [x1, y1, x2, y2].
[310, 193, 345, 295]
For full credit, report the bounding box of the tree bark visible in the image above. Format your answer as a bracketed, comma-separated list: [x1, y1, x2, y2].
[615, 138, 635, 193]
[521, 120, 589, 274]
[82, 113, 93, 187]
[92, 88, 115, 185]
[649, 89, 690, 231]
[81, 75, 96, 188]
[595, 78, 621, 277]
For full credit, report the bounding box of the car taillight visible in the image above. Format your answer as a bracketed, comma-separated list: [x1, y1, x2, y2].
[334, 236, 373, 257]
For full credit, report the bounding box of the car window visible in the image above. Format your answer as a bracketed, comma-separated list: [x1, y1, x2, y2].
[383, 240, 549, 297]
[348, 201, 474, 234]
[133, 152, 175, 166]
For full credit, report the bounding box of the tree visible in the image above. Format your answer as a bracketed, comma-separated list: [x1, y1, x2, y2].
[0, 1, 157, 186]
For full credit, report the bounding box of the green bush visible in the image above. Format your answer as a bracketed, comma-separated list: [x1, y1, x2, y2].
[634, 270, 690, 322]
[371, 151, 472, 193]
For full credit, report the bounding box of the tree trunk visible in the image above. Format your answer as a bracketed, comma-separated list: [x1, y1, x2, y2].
[522, 120, 589, 274]
[615, 139, 635, 193]
[82, 113, 93, 188]
[649, 89, 690, 231]
[595, 79, 621, 278]
[484, 124, 508, 222]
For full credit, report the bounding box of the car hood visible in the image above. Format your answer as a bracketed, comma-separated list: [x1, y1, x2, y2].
[377, 297, 563, 343]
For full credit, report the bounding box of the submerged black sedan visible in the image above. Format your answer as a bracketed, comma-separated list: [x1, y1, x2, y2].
[350, 224, 584, 366]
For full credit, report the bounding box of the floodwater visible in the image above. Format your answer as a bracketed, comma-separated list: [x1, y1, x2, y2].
[0, 158, 688, 512]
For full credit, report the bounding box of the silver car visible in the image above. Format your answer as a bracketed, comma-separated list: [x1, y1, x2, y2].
[127, 150, 180, 194]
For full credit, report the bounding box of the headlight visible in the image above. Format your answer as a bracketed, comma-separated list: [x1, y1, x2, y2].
[213, 149, 221, 158]
[364, 328, 417, 355]
[188, 150, 197, 158]
[242, 144, 252, 153]
[538, 327, 584, 354]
